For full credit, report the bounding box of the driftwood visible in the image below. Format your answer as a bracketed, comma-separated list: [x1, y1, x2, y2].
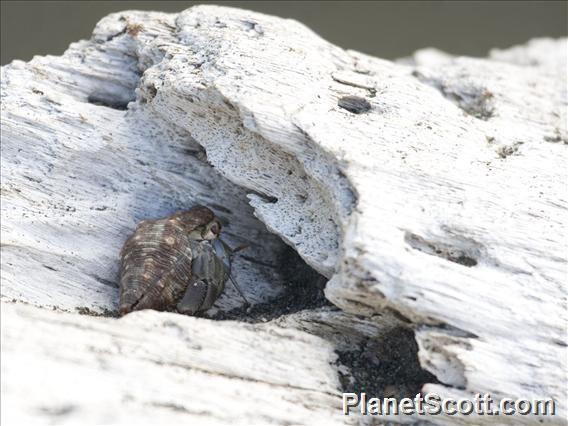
[1, 5, 566, 425]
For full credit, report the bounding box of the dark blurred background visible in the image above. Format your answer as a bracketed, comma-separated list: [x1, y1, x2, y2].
[1, 1, 567, 65]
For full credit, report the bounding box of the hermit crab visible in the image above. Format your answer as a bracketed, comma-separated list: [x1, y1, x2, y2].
[118, 206, 248, 316]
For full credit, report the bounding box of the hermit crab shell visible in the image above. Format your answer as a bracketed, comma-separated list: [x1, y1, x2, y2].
[118, 206, 226, 316]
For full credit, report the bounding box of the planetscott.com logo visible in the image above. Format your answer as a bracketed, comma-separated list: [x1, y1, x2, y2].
[343, 392, 557, 417]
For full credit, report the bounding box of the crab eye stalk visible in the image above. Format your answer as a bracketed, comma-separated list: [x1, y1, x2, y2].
[201, 219, 222, 240]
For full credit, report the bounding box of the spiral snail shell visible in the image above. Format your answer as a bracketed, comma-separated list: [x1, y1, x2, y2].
[118, 206, 246, 316]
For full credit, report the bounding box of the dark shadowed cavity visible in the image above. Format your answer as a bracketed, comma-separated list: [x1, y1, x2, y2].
[210, 245, 331, 322]
[336, 327, 439, 399]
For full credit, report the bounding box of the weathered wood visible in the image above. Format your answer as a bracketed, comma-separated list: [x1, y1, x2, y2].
[0, 302, 350, 425]
[1, 5, 566, 424]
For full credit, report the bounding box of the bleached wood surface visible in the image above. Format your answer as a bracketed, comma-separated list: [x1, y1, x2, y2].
[1, 302, 362, 425]
[1, 5, 566, 425]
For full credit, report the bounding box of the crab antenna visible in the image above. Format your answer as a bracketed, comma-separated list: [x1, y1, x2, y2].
[230, 244, 249, 254]
[228, 273, 250, 307]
